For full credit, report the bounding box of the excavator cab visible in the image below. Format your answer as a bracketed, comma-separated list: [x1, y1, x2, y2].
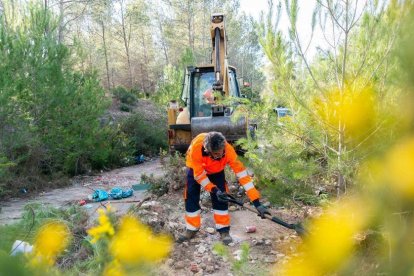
[167, 14, 251, 154]
[183, 67, 240, 118]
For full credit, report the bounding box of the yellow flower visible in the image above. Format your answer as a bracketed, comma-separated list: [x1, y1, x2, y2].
[307, 198, 370, 272]
[358, 159, 386, 189]
[278, 255, 319, 276]
[32, 221, 70, 265]
[103, 259, 125, 276]
[279, 197, 371, 275]
[110, 216, 172, 264]
[87, 208, 115, 243]
[386, 137, 414, 198]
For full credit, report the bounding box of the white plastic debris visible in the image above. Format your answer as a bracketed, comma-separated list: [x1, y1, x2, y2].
[10, 240, 33, 256]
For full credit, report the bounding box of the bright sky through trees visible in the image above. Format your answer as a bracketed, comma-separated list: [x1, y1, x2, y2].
[240, 0, 329, 59]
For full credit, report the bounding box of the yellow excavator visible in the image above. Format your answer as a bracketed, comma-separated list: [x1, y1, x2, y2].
[167, 13, 252, 153]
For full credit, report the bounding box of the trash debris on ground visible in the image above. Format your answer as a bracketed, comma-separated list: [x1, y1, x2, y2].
[109, 187, 134, 199]
[79, 199, 87, 206]
[79, 187, 136, 205]
[135, 154, 145, 164]
[92, 189, 108, 202]
[10, 240, 33, 256]
[245, 225, 257, 233]
[132, 183, 151, 191]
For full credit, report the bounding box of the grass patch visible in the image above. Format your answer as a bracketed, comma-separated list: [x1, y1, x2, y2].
[0, 204, 91, 273]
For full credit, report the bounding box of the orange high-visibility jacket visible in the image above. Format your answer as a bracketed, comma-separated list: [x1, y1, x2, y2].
[186, 133, 260, 201]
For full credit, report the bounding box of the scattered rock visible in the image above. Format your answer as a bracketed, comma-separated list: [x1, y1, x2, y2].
[194, 251, 203, 258]
[228, 206, 237, 212]
[175, 261, 185, 269]
[166, 258, 173, 266]
[206, 227, 215, 234]
[256, 239, 264, 245]
[228, 242, 235, 247]
[190, 263, 199, 273]
[141, 201, 160, 209]
[194, 269, 203, 276]
[206, 265, 215, 273]
[263, 201, 271, 208]
[198, 245, 206, 254]
[276, 253, 286, 258]
[270, 250, 278, 255]
[264, 256, 277, 263]
[168, 221, 179, 230]
[265, 239, 272, 245]
[233, 249, 243, 261]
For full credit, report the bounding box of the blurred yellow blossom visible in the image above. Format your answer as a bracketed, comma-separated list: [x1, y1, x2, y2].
[87, 208, 115, 243]
[358, 158, 386, 189]
[32, 221, 70, 266]
[109, 216, 172, 264]
[315, 86, 377, 142]
[277, 255, 319, 276]
[386, 137, 414, 198]
[280, 197, 371, 275]
[103, 259, 125, 276]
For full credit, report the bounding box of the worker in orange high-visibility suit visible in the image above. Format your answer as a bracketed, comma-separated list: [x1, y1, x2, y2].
[177, 131, 269, 245]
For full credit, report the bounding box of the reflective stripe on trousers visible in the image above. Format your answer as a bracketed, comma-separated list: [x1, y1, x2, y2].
[184, 168, 230, 233]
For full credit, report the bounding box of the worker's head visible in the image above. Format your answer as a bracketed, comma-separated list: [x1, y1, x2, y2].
[203, 131, 226, 160]
[203, 89, 215, 104]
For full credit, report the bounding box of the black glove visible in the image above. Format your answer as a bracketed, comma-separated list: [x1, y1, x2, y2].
[212, 187, 229, 203]
[253, 199, 270, 219]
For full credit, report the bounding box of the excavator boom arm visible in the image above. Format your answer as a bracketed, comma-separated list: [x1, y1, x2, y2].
[210, 13, 229, 96]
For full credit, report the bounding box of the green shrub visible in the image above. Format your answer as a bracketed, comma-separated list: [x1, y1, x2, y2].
[0, 5, 135, 195]
[120, 113, 167, 156]
[112, 86, 138, 105]
[119, 103, 132, 112]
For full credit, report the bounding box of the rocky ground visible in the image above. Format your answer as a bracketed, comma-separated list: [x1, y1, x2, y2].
[0, 158, 314, 275]
[146, 189, 307, 276]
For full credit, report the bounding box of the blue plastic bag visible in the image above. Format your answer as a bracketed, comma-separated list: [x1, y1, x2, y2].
[109, 187, 133, 199]
[135, 154, 145, 164]
[109, 188, 123, 199]
[92, 189, 108, 202]
[122, 188, 133, 198]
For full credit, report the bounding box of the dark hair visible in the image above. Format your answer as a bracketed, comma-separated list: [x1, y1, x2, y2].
[203, 132, 226, 152]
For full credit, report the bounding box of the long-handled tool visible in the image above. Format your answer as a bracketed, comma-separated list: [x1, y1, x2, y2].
[222, 194, 307, 236]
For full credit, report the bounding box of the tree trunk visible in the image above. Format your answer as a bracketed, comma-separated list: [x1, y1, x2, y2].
[58, 0, 64, 44]
[0, 0, 9, 27]
[141, 33, 149, 93]
[101, 21, 111, 90]
[120, 0, 133, 88]
[155, 11, 169, 64]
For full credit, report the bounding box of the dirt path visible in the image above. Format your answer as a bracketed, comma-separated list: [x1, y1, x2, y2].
[0, 158, 307, 275]
[0, 158, 163, 225]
